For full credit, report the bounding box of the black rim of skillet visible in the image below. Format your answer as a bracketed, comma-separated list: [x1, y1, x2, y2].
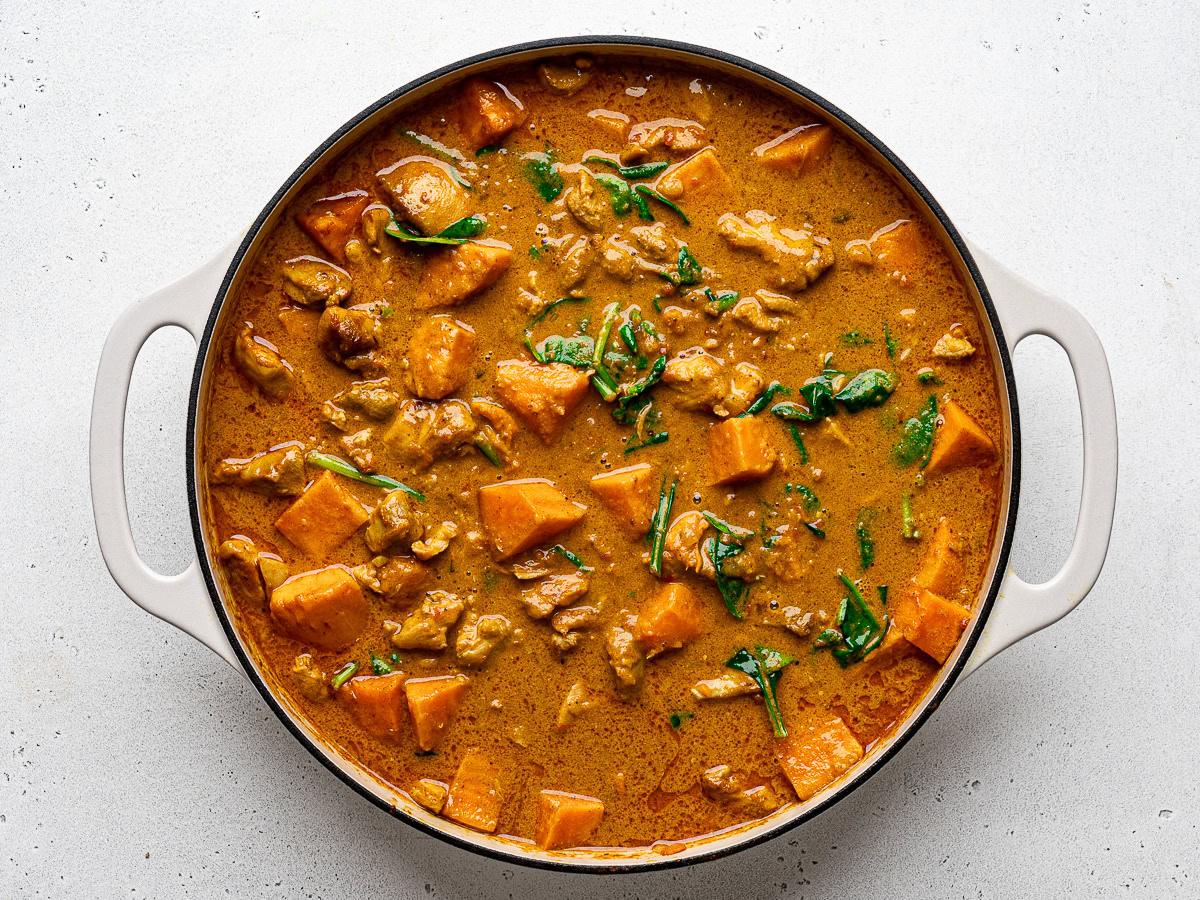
[185, 34, 1021, 874]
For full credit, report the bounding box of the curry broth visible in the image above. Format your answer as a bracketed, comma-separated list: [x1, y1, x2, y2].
[201, 56, 1003, 849]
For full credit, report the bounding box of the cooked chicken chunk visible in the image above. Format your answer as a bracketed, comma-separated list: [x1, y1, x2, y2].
[631, 222, 673, 259]
[377, 158, 471, 236]
[282, 256, 352, 307]
[411, 520, 459, 561]
[317, 306, 383, 374]
[690, 671, 759, 700]
[555, 681, 597, 729]
[662, 511, 716, 579]
[383, 399, 477, 469]
[566, 169, 605, 232]
[700, 765, 781, 816]
[390, 591, 466, 651]
[662, 351, 765, 417]
[537, 59, 593, 95]
[232, 325, 294, 397]
[717, 210, 835, 292]
[291, 654, 328, 701]
[455, 603, 513, 666]
[519, 572, 589, 619]
[557, 234, 596, 294]
[364, 489, 422, 554]
[218, 538, 268, 602]
[321, 379, 400, 432]
[212, 445, 305, 497]
[933, 333, 976, 359]
[622, 117, 705, 163]
[729, 297, 783, 332]
[605, 611, 645, 689]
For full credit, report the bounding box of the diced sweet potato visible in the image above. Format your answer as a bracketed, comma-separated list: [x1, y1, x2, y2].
[535, 791, 605, 850]
[776, 713, 864, 801]
[459, 77, 523, 150]
[377, 158, 472, 236]
[477, 479, 586, 560]
[871, 220, 923, 277]
[708, 416, 777, 484]
[295, 191, 370, 263]
[269, 565, 368, 651]
[914, 517, 964, 595]
[589, 463, 656, 536]
[753, 124, 833, 173]
[892, 586, 969, 664]
[444, 748, 503, 833]
[494, 360, 591, 444]
[926, 400, 998, 476]
[405, 674, 470, 751]
[416, 242, 512, 308]
[635, 583, 704, 656]
[407, 316, 476, 399]
[274, 470, 370, 557]
[655, 146, 726, 200]
[342, 672, 406, 739]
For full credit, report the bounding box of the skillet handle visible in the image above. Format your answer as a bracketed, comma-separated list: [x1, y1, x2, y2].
[90, 240, 246, 674]
[959, 244, 1118, 678]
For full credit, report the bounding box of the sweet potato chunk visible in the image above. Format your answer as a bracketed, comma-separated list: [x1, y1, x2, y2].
[753, 124, 833, 173]
[477, 479, 586, 560]
[494, 360, 591, 444]
[416, 242, 512, 308]
[377, 158, 472, 237]
[871, 220, 923, 277]
[342, 672, 406, 740]
[892, 586, 970, 664]
[405, 674, 470, 751]
[635, 583, 704, 656]
[926, 400, 998, 476]
[589, 463, 656, 536]
[536, 791, 605, 850]
[270, 566, 368, 651]
[407, 316, 476, 399]
[776, 714, 864, 801]
[914, 517, 964, 596]
[708, 416, 777, 484]
[295, 191, 369, 263]
[655, 146, 726, 200]
[444, 748, 503, 833]
[274, 471, 369, 557]
[459, 78, 523, 150]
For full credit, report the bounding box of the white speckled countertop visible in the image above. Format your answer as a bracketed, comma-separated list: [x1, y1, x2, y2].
[2, 0, 1197, 896]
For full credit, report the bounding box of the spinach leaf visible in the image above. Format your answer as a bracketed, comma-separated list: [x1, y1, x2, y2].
[584, 157, 670, 180]
[526, 296, 590, 330]
[659, 246, 702, 287]
[668, 712, 694, 729]
[370, 652, 393, 675]
[612, 355, 667, 423]
[522, 149, 564, 201]
[384, 214, 488, 246]
[785, 423, 808, 463]
[551, 544, 592, 571]
[855, 507, 877, 570]
[819, 573, 889, 667]
[437, 216, 489, 240]
[594, 172, 632, 216]
[633, 185, 689, 225]
[884, 323, 897, 359]
[537, 334, 595, 366]
[473, 436, 502, 468]
[773, 374, 838, 422]
[803, 521, 826, 538]
[625, 430, 668, 454]
[917, 369, 942, 385]
[307, 452, 426, 501]
[739, 382, 792, 417]
[726, 644, 794, 737]
[702, 288, 740, 315]
[835, 369, 897, 412]
[648, 476, 678, 577]
[631, 189, 654, 221]
[705, 535, 750, 619]
[893, 395, 939, 468]
[901, 492, 918, 539]
[700, 512, 754, 541]
[839, 330, 873, 347]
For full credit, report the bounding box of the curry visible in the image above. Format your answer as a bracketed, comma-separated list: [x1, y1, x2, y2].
[201, 55, 1003, 853]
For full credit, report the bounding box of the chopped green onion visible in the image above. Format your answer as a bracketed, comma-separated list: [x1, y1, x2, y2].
[474, 437, 502, 468]
[625, 431, 668, 454]
[370, 652, 393, 675]
[804, 521, 826, 538]
[307, 452, 425, 501]
[884, 323, 897, 359]
[551, 544, 593, 571]
[648, 477, 677, 577]
[331, 661, 359, 689]
[584, 157, 670, 180]
[901, 492, 918, 538]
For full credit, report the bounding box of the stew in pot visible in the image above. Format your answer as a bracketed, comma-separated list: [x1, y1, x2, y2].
[201, 55, 1003, 853]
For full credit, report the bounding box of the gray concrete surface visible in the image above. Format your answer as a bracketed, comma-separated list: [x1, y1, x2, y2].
[2, 0, 1197, 896]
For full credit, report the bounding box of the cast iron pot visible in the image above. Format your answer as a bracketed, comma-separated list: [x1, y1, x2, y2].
[89, 36, 1118, 872]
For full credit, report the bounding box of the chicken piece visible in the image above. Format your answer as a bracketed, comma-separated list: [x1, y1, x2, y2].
[296, 191, 370, 263]
[354, 555, 430, 606]
[605, 611, 645, 690]
[691, 672, 760, 700]
[756, 289, 802, 315]
[494, 360, 591, 444]
[383, 399, 477, 469]
[413, 520, 460, 561]
[477, 479, 587, 560]
[631, 222, 672, 259]
[456, 604, 513, 666]
[708, 416, 777, 485]
[729, 297, 783, 332]
[341, 672, 407, 740]
[270, 565, 369, 651]
[406, 675, 470, 751]
[589, 463, 656, 536]
[566, 168, 606, 232]
[892, 586, 970, 665]
[655, 146, 726, 200]
[598, 235, 636, 281]
[291, 653, 329, 701]
[416, 242, 513, 308]
[282, 256, 352, 307]
[459, 77, 524, 150]
[552, 604, 600, 635]
[389, 590, 466, 651]
[663, 511, 716, 580]
[407, 316, 477, 399]
[411, 779, 449, 814]
[700, 765, 781, 816]
[622, 117, 705, 163]
[232, 325, 295, 398]
[557, 234, 596, 295]
[780, 605, 821, 638]
[470, 398, 520, 465]
[218, 538, 268, 603]
[257, 554, 290, 593]
[925, 400, 998, 477]
[339, 429, 376, 474]
[554, 681, 597, 729]
[635, 583, 704, 657]
[360, 203, 393, 252]
[588, 107, 631, 138]
[752, 124, 833, 173]
[377, 158, 471, 236]
[933, 333, 976, 359]
[776, 714, 864, 801]
[662, 351, 766, 418]
[537, 58, 593, 95]
[274, 470, 370, 557]
[326, 379, 400, 425]
[364, 489, 421, 554]
[717, 210, 835, 292]
[914, 517, 964, 596]
[317, 305, 383, 374]
[444, 748, 504, 833]
[212, 444, 306, 497]
[519, 572, 589, 620]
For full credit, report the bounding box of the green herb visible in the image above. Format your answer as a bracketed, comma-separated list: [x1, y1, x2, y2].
[522, 149, 563, 201]
[474, 436, 503, 468]
[594, 172, 632, 216]
[893, 395, 939, 468]
[814, 629, 841, 648]
[475, 145, 498, 156]
[523, 297, 591, 361]
[832, 209, 853, 224]
[702, 287, 740, 316]
[390, 652, 401, 667]
[633, 184, 689, 225]
[917, 370, 942, 385]
[878, 585, 889, 606]
[648, 476, 677, 577]
[803, 521, 826, 538]
[726, 644, 794, 737]
[855, 508, 877, 570]
[551, 544, 592, 571]
[590, 303, 621, 401]
[625, 430, 669, 454]
[835, 369, 897, 412]
[700, 512, 754, 540]
[884, 324, 897, 358]
[901, 492, 918, 539]
[740, 382, 791, 417]
[585, 157, 670, 180]
[592, 365, 620, 403]
[784, 424, 809, 464]
[307, 452, 426, 501]
[825, 572, 889, 667]
[631, 189, 653, 221]
[673, 246, 702, 286]
[790, 483, 820, 511]
[707, 536, 750, 619]
[618, 322, 638, 353]
[330, 661, 359, 689]
[529, 245, 542, 259]
[652, 296, 664, 313]
[773, 375, 836, 423]
[613, 355, 667, 423]
[535, 334, 596, 366]
[370, 652, 393, 675]
[668, 712, 694, 729]
[839, 330, 873, 347]
[384, 214, 487, 246]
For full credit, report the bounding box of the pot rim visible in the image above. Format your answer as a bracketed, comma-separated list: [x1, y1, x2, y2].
[185, 34, 1021, 873]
